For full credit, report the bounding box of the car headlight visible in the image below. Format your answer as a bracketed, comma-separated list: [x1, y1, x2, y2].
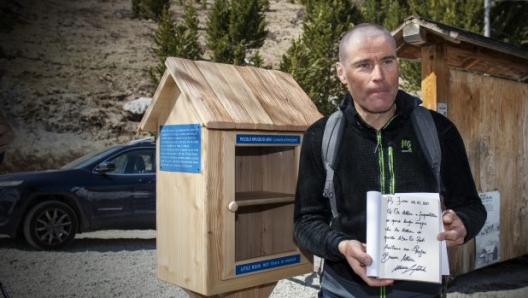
[0, 180, 24, 187]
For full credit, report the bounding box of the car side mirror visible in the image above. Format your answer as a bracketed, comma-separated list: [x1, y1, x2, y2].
[95, 161, 116, 173]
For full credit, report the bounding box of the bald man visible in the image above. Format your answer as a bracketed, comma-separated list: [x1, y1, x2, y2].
[293, 24, 486, 297]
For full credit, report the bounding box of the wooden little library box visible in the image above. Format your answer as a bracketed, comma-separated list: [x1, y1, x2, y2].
[138, 58, 322, 297]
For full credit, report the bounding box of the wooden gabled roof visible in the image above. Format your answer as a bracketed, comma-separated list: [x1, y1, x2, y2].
[139, 57, 322, 132]
[392, 16, 528, 82]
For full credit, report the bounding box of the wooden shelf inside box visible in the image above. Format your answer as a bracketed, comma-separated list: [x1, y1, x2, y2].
[234, 191, 297, 262]
[235, 191, 295, 206]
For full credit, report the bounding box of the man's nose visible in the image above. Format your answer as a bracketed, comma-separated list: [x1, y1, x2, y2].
[372, 64, 384, 81]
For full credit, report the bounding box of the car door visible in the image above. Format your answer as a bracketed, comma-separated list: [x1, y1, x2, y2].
[86, 148, 155, 229]
[128, 148, 156, 228]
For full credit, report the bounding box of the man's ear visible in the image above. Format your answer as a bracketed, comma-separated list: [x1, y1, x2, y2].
[335, 62, 347, 84]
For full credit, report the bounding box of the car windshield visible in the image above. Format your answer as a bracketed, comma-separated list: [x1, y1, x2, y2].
[61, 145, 123, 169]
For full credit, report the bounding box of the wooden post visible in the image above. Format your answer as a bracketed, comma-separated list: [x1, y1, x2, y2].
[421, 44, 473, 276]
[421, 44, 448, 112]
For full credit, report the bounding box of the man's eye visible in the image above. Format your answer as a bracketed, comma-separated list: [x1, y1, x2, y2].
[358, 63, 370, 69]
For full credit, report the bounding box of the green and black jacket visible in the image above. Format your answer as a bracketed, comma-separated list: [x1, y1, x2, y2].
[293, 90, 486, 294]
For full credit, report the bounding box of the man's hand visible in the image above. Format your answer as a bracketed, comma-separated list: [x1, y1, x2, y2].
[338, 240, 394, 287]
[437, 209, 467, 247]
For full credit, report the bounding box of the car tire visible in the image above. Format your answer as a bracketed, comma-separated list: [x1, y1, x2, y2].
[23, 201, 78, 250]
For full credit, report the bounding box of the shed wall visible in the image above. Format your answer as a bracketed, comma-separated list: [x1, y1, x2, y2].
[446, 69, 528, 275]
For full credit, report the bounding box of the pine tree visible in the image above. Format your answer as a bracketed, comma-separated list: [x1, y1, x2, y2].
[177, 2, 203, 60]
[229, 0, 269, 50]
[146, 0, 171, 21]
[206, 0, 269, 65]
[132, 0, 141, 18]
[280, 37, 310, 91]
[232, 41, 246, 65]
[489, 1, 528, 48]
[280, 0, 360, 115]
[148, 6, 177, 84]
[249, 50, 266, 68]
[133, 0, 170, 21]
[206, 0, 232, 62]
[148, 3, 202, 84]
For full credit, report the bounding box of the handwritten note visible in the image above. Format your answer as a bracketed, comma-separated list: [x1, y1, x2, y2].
[366, 191, 443, 283]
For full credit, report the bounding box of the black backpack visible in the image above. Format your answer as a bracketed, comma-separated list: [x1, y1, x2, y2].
[321, 97, 441, 218]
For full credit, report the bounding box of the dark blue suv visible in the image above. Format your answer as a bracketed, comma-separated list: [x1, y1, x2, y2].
[0, 138, 156, 250]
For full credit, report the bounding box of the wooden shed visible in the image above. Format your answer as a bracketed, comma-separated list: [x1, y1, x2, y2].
[393, 16, 528, 276]
[138, 58, 322, 297]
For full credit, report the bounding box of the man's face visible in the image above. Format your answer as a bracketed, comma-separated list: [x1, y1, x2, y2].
[336, 34, 399, 116]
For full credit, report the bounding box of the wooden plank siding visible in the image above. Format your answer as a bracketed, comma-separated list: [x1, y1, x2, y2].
[446, 69, 528, 275]
[394, 16, 528, 278]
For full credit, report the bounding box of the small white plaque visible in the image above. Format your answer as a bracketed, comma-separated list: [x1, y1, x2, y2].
[437, 103, 447, 117]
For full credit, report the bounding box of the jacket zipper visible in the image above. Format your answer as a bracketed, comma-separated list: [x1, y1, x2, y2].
[375, 116, 397, 195]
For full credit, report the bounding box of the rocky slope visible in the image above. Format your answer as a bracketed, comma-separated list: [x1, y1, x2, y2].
[0, 0, 304, 173]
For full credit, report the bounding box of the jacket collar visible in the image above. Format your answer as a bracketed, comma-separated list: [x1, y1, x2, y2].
[341, 89, 420, 130]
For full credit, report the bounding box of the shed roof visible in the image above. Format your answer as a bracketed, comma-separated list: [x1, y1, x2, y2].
[139, 58, 322, 132]
[392, 16, 528, 82]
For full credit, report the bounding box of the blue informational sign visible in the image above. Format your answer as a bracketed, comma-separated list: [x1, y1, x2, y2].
[236, 134, 300, 145]
[159, 124, 201, 173]
[235, 254, 301, 275]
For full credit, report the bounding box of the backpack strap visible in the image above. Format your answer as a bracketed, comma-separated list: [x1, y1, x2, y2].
[322, 110, 346, 218]
[411, 106, 442, 193]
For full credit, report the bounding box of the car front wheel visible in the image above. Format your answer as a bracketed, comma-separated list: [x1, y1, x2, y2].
[23, 201, 78, 250]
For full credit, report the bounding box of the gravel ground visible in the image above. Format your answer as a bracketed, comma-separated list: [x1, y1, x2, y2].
[1, 230, 527, 298]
